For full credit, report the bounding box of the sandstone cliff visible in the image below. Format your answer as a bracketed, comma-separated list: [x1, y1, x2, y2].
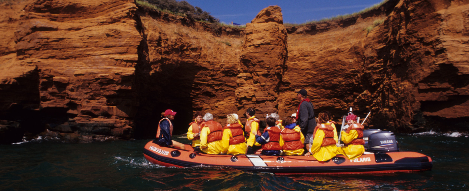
[1, 0, 468, 143]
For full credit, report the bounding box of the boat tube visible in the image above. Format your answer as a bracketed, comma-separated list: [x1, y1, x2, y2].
[144, 130, 432, 174]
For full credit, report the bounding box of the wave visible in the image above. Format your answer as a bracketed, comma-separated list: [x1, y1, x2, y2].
[412, 131, 468, 137]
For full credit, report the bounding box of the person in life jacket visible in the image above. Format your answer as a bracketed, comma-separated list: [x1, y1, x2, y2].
[256, 116, 284, 156]
[309, 111, 339, 161]
[269, 113, 284, 130]
[281, 116, 305, 156]
[245, 108, 262, 154]
[156, 109, 185, 149]
[339, 113, 365, 160]
[199, 113, 224, 154]
[221, 114, 247, 155]
[187, 111, 204, 151]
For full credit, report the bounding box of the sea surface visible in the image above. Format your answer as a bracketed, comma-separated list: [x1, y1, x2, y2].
[1, 132, 468, 190]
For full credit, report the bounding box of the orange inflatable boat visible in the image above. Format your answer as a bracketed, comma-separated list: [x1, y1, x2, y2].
[143, 140, 432, 174]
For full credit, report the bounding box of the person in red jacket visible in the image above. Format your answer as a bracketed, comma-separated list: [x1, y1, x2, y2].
[281, 117, 305, 155]
[256, 116, 283, 156]
[221, 114, 247, 155]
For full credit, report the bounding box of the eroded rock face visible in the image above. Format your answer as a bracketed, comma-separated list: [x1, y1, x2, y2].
[236, 6, 287, 117]
[1, 0, 469, 143]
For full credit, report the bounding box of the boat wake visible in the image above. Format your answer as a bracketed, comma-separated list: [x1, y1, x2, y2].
[412, 130, 468, 137]
[113, 156, 163, 169]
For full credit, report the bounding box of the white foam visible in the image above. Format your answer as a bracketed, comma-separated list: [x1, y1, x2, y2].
[413, 130, 437, 136]
[444, 132, 463, 137]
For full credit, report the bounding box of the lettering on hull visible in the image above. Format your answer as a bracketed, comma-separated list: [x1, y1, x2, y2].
[149, 146, 169, 155]
[350, 157, 371, 162]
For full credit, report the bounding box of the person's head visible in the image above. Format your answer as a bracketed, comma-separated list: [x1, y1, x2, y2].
[226, 114, 237, 124]
[269, 113, 280, 121]
[203, 113, 213, 121]
[296, 89, 307, 101]
[266, 117, 276, 127]
[317, 111, 330, 124]
[346, 114, 357, 124]
[291, 113, 297, 123]
[194, 111, 204, 123]
[245, 108, 255, 118]
[163, 109, 177, 120]
[282, 116, 293, 127]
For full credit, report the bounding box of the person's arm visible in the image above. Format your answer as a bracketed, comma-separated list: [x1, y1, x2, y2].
[246, 121, 259, 147]
[160, 120, 172, 146]
[279, 134, 284, 147]
[199, 127, 210, 149]
[341, 129, 358, 144]
[187, 125, 195, 140]
[221, 129, 231, 154]
[310, 130, 324, 154]
[331, 123, 338, 143]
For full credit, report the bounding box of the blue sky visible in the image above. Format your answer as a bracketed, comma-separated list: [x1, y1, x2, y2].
[184, 0, 384, 25]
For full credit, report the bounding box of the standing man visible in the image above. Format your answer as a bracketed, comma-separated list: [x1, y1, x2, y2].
[295, 89, 317, 156]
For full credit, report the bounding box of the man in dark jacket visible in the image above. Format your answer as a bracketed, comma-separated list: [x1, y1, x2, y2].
[295, 89, 317, 155]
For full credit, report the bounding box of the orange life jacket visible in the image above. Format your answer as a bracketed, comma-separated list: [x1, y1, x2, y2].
[203, 120, 223, 143]
[245, 117, 261, 136]
[318, 123, 336, 146]
[281, 128, 303, 150]
[226, 123, 245, 145]
[156, 118, 173, 139]
[262, 126, 282, 151]
[189, 121, 201, 139]
[345, 123, 365, 145]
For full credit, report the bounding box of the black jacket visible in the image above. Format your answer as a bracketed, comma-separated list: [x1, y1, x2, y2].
[157, 119, 172, 146]
[297, 100, 316, 134]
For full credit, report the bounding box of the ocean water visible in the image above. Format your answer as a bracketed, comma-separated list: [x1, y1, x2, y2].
[1, 132, 468, 190]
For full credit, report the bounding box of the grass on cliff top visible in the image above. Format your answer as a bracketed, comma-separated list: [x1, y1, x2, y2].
[136, 0, 245, 29]
[284, 0, 389, 27]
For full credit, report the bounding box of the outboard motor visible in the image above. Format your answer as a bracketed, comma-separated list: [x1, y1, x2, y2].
[365, 130, 399, 152]
[363, 129, 382, 149]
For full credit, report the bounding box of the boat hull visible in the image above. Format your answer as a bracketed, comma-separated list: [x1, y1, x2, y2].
[143, 140, 432, 174]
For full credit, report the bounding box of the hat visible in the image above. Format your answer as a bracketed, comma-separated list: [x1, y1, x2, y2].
[296, 89, 307, 96]
[246, 108, 255, 116]
[291, 113, 296, 118]
[346, 114, 357, 121]
[164, 109, 177, 116]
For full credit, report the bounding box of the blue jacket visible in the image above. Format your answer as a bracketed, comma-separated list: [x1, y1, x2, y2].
[157, 119, 172, 147]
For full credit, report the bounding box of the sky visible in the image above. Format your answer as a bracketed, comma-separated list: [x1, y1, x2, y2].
[184, 0, 385, 25]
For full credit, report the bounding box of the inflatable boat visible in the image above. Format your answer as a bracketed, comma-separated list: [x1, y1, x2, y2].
[143, 129, 432, 174]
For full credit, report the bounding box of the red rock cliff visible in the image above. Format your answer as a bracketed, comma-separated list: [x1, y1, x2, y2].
[1, 0, 469, 143]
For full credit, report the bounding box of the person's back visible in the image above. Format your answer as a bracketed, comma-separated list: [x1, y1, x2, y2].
[199, 113, 224, 154]
[281, 117, 305, 156]
[221, 114, 247, 155]
[339, 114, 365, 159]
[295, 89, 317, 155]
[310, 112, 338, 161]
[258, 116, 283, 156]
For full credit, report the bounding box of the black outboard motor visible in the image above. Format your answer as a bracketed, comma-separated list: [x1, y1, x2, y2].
[363, 129, 382, 149]
[364, 129, 399, 152]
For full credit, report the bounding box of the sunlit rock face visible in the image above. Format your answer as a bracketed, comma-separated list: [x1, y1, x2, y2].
[1, 0, 469, 143]
[236, 5, 288, 118]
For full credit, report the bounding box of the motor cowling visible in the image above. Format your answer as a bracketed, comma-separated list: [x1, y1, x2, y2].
[364, 129, 399, 152]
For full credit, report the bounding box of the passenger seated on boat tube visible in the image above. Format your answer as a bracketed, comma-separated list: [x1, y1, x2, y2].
[156, 109, 185, 149]
[187, 111, 204, 152]
[309, 111, 339, 161]
[199, 113, 224, 154]
[269, 113, 284, 130]
[256, 116, 284, 156]
[280, 116, 305, 156]
[245, 108, 262, 154]
[338, 113, 365, 160]
[221, 114, 247, 155]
